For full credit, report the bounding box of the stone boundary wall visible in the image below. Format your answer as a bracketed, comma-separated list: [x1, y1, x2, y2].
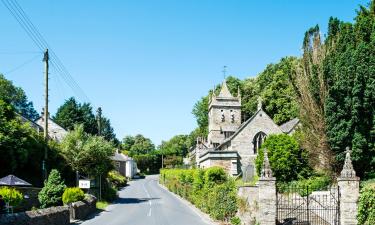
[236, 185, 259, 225]
[0, 206, 69, 225]
[69, 194, 97, 220]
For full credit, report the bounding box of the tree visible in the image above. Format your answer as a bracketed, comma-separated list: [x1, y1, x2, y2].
[0, 100, 44, 180]
[159, 134, 190, 157]
[0, 74, 38, 120]
[122, 135, 135, 151]
[255, 134, 311, 182]
[59, 124, 115, 177]
[38, 169, 66, 208]
[127, 134, 155, 156]
[54, 97, 118, 143]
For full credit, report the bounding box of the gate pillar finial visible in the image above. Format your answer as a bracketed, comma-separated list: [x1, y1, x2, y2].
[338, 147, 360, 225]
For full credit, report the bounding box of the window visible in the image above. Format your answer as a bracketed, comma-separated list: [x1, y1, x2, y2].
[221, 110, 225, 122]
[224, 131, 234, 138]
[253, 132, 267, 154]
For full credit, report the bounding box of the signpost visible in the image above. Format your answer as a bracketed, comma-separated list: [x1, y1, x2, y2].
[79, 179, 90, 189]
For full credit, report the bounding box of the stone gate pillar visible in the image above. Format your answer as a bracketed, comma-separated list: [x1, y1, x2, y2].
[258, 149, 276, 225]
[338, 147, 360, 225]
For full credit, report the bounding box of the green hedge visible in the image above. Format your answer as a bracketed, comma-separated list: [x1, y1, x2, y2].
[160, 167, 238, 222]
[358, 182, 375, 224]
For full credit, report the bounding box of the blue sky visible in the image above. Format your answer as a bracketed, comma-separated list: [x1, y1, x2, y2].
[0, 0, 368, 145]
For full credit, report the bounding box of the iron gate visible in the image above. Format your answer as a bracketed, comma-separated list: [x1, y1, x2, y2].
[276, 185, 340, 225]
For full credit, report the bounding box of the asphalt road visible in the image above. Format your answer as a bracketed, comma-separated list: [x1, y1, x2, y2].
[79, 175, 211, 225]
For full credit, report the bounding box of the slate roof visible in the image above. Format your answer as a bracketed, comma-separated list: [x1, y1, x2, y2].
[279, 118, 300, 134]
[111, 152, 131, 162]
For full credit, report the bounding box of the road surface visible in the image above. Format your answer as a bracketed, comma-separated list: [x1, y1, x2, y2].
[79, 175, 211, 225]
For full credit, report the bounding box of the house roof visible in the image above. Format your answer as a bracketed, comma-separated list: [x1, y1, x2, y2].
[279, 118, 300, 134]
[111, 152, 131, 162]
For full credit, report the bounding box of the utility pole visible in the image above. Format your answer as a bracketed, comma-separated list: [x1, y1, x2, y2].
[96, 107, 102, 200]
[42, 49, 49, 181]
[97, 107, 102, 136]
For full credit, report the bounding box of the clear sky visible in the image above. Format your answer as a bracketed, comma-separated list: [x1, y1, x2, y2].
[0, 0, 368, 145]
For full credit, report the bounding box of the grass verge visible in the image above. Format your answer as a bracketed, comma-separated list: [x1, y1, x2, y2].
[96, 201, 109, 210]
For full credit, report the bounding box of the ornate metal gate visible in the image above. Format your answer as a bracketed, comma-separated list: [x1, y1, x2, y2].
[276, 185, 340, 225]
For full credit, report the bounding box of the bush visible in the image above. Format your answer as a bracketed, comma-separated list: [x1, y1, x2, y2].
[0, 187, 23, 207]
[107, 170, 127, 188]
[207, 179, 238, 221]
[102, 186, 118, 202]
[358, 183, 375, 224]
[160, 168, 238, 222]
[278, 174, 332, 196]
[230, 216, 241, 225]
[38, 169, 66, 208]
[204, 167, 227, 186]
[255, 134, 311, 182]
[62, 187, 85, 205]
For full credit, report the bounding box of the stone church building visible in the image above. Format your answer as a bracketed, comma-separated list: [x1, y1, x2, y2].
[189, 80, 299, 177]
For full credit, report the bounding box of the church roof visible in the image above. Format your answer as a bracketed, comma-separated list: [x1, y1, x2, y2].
[217, 108, 274, 148]
[218, 80, 233, 98]
[279, 118, 300, 133]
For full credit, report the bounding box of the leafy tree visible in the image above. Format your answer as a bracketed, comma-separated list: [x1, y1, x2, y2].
[53, 97, 118, 143]
[59, 124, 115, 177]
[255, 134, 311, 182]
[192, 96, 209, 130]
[122, 135, 135, 151]
[53, 97, 97, 133]
[38, 169, 66, 208]
[159, 134, 190, 157]
[128, 134, 155, 156]
[0, 74, 38, 120]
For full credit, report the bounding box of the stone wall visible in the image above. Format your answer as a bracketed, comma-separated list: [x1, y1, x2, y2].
[0, 206, 69, 225]
[237, 186, 259, 225]
[70, 194, 97, 220]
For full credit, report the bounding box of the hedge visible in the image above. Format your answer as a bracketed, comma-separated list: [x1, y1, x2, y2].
[62, 187, 85, 205]
[358, 182, 375, 224]
[160, 167, 238, 222]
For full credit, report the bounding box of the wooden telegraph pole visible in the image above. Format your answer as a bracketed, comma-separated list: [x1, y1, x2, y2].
[42, 49, 49, 180]
[96, 107, 102, 200]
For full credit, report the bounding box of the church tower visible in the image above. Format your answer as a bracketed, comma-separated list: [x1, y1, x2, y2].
[207, 81, 241, 148]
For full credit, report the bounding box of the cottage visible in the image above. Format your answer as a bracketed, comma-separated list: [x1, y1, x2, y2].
[111, 150, 138, 178]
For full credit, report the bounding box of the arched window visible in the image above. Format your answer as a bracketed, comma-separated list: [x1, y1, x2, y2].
[253, 132, 267, 154]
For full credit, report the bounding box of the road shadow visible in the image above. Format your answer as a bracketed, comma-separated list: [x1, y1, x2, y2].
[114, 197, 160, 205]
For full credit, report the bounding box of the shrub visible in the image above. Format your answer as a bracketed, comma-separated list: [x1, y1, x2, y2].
[107, 170, 127, 188]
[102, 186, 118, 202]
[230, 216, 241, 225]
[278, 174, 332, 196]
[207, 179, 238, 221]
[160, 168, 238, 222]
[358, 183, 375, 224]
[255, 134, 311, 182]
[62, 187, 85, 205]
[38, 169, 66, 208]
[0, 187, 23, 207]
[204, 167, 227, 186]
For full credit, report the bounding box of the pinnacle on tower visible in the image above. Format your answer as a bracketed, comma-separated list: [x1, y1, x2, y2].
[218, 80, 233, 98]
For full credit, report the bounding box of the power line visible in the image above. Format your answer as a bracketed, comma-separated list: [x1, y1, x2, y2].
[4, 54, 40, 74]
[1, 0, 92, 103]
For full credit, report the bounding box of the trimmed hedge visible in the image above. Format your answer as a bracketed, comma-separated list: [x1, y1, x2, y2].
[160, 167, 238, 222]
[358, 182, 375, 224]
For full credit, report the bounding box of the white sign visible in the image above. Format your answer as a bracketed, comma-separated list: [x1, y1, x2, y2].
[79, 180, 90, 189]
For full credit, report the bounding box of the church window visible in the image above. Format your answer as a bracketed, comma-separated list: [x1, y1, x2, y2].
[230, 110, 235, 123]
[221, 110, 225, 122]
[253, 132, 267, 154]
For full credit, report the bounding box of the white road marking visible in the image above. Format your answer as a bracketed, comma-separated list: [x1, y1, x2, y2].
[143, 182, 152, 217]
